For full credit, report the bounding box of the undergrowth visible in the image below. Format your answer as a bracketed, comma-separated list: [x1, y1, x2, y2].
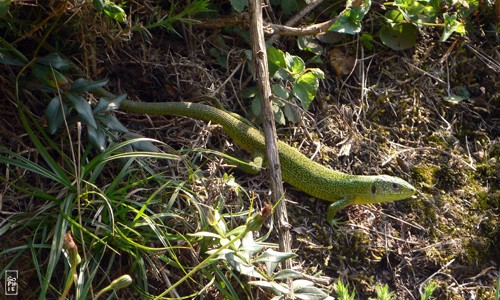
[0, 0, 498, 299]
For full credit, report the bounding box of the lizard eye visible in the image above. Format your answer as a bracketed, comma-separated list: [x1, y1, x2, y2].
[392, 183, 399, 189]
[371, 185, 377, 194]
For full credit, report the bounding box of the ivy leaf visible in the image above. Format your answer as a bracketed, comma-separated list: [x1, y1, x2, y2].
[440, 12, 465, 42]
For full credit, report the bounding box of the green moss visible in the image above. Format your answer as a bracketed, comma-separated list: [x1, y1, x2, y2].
[475, 163, 499, 188]
[489, 142, 500, 158]
[412, 164, 440, 187]
[435, 164, 467, 190]
[423, 131, 452, 149]
[475, 190, 500, 210]
[461, 237, 492, 265]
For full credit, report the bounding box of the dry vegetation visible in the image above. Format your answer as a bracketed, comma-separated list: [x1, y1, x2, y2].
[0, 1, 498, 299]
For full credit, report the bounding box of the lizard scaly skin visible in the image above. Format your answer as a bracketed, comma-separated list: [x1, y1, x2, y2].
[120, 100, 416, 214]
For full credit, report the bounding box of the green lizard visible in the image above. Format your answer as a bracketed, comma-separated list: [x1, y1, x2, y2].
[119, 100, 416, 221]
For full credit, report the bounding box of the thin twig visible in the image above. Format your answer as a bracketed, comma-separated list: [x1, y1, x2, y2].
[248, 0, 292, 270]
[267, 0, 326, 44]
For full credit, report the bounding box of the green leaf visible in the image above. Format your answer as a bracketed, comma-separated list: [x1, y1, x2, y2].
[379, 23, 417, 50]
[0, 0, 12, 14]
[70, 78, 109, 94]
[385, 9, 405, 23]
[230, 0, 247, 12]
[46, 96, 69, 134]
[250, 96, 262, 117]
[360, 32, 374, 50]
[36, 53, 73, 70]
[66, 93, 98, 129]
[94, 94, 127, 113]
[285, 53, 305, 74]
[103, 2, 127, 23]
[122, 132, 160, 152]
[275, 68, 291, 81]
[87, 125, 106, 151]
[273, 269, 303, 280]
[293, 72, 319, 109]
[0, 50, 25, 66]
[440, 12, 465, 42]
[96, 115, 128, 133]
[394, 0, 413, 10]
[225, 252, 264, 278]
[281, 0, 298, 16]
[329, 0, 371, 35]
[267, 47, 286, 76]
[329, 12, 362, 34]
[272, 97, 285, 107]
[272, 83, 289, 100]
[283, 104, 301, 124]
[406, 1, 426, 21]
[297, 36, 323, 54]
[294, 286, 329, 299]
[274, 106, 285, 125]
[254, 249, 297, 263]
[32, 64, 70, 89]
[242, 86, 259, 99]
[310, 68, 325, 80]
[240, 232, 264, 255]
[93, 0, 104, 11]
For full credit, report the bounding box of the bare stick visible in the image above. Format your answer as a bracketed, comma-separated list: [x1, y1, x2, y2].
[267, 0, 326, 43]
[248, 0, 292, 269]
[197, 15, 336, 38]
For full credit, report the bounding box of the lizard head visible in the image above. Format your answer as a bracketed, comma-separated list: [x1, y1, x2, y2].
[354, 175, 416, 204]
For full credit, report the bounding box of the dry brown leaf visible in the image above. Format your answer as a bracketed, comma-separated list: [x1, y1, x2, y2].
[327, 48, 356, 77]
